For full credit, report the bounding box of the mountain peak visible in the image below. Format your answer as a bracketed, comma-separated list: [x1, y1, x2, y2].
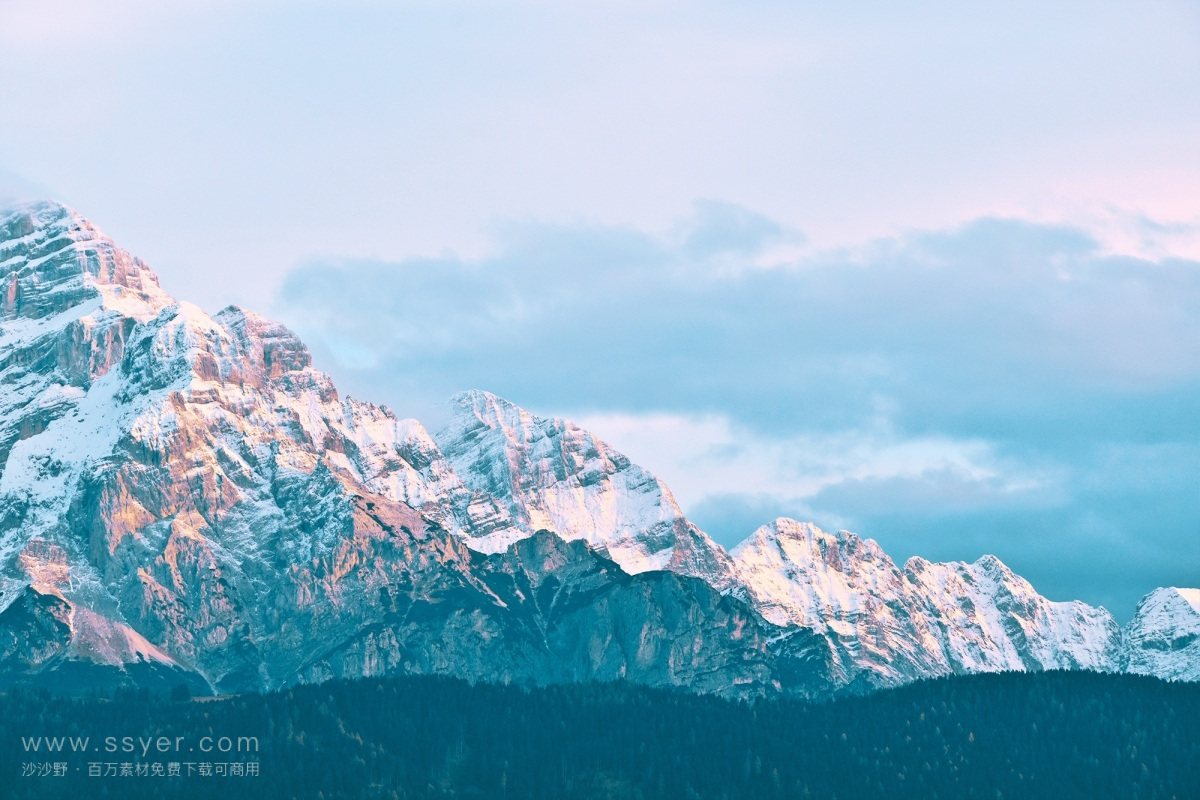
[452, 387, 504, 406]
[1166, 587, 1200, 614]
[1124, 586, 1200, 682]
[770, 517, 827, 539]
[1, 199, 74, 233]
[0, 199, 170, 323]
[450, 388, 527, 427]
[435, 390, 734, 581]
[971, 553, 1015, 576]
[1137, 586, 1200, 617]
[215, 305, 314, 375]
[734, 518, 885, 561]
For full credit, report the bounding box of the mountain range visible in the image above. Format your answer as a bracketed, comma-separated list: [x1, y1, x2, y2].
[0, 200, 1194, 698]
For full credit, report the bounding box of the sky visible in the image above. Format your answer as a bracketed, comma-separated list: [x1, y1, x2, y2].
[1, 0, 1198, 616]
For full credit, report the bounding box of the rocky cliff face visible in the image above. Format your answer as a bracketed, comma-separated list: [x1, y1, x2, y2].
[0, 202, 1193, 697]
[904, 554, 1121, 673]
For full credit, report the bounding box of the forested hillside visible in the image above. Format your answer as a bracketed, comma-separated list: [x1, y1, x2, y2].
[2, 671, 1196, 800]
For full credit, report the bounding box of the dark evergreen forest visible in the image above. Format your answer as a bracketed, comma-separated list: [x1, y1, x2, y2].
[1, 670, 1196, 800]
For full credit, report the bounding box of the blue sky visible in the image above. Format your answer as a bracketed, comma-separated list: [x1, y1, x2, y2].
[2, 0, 1198, 616]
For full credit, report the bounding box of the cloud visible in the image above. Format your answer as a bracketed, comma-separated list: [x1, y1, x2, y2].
[566, 410, 1025, 516]
[5, 1, 1197, 316]
[1081, 209, 1200, 262]
[277, 208, 1200, 435]
[275, 206, 1200, 616]
[0, 0, 238, 49]
[677, 200, 793, 261]
[799, 440, 1200, 616]
[0, 170, 57, 206]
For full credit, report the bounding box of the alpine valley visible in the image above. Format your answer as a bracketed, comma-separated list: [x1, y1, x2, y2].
[0, 201, 1195, 699]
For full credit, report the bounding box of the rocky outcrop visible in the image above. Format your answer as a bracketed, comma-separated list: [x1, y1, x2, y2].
[297, 531, 823, 698]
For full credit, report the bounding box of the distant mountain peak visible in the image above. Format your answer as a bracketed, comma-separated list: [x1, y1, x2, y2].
[1124, 586, 1200, 682]
[972, 552, 1013, 573]
[452, 387, 513, 411]
[448, 388, 537, 435]
[732, 518, 892, 575]
[731, 519, 1122, 681]
[1167, 586, 1200, 614]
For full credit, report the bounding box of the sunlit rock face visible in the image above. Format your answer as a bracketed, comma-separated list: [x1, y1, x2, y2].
[435, 388, 737, 588]
[0, 202, 1191, 696]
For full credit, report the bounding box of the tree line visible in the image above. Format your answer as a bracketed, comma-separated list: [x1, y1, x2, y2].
[0, 669, 1196, 799]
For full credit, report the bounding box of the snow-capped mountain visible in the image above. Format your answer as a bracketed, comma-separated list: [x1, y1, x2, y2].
[1123, 587, 1200, 682]
[435, 388, 736, 587]
[731, 520, 952, 687]
[904, 553, 1121, 673]
[0, 201, 790, 695]
[730, 519, 1120, 690]
[0, 201, 1193, 696]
